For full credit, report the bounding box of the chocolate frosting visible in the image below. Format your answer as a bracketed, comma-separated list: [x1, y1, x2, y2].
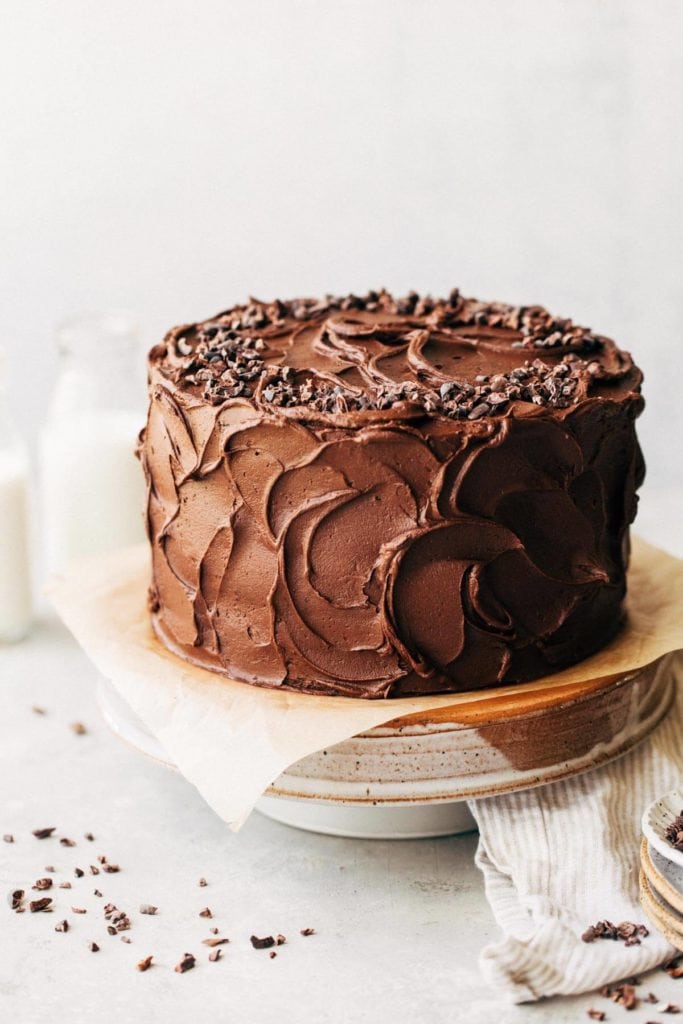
[139, 289, 644, 698]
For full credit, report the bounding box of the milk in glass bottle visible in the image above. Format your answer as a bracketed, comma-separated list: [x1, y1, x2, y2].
[0, 350, 32, 641]
[40, 313, 147, 576]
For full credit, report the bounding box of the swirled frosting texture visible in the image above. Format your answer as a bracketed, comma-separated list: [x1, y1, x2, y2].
[140, 290, 644, 698]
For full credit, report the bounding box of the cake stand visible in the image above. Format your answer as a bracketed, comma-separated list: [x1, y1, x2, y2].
[98, 654, 676, 840]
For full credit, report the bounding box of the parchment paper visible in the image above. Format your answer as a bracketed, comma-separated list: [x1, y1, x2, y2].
[49, 538, 683, 829]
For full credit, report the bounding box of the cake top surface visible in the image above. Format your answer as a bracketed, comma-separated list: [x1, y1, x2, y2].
[152, 289, 642, 422]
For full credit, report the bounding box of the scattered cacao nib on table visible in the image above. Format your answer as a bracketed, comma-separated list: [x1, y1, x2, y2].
[174, 953, 196, 974]
[594, 982, 633, 1014]
[32, 827, 56, 839]
[611, 982, 638, 1010]
[6, 825, 318, 976]
[3, 833, 14, 843]
[70, 722, 87, 735]
[104, 903, 131, 932]
[29, 897, 53, 913]
[590, 973, 683, 1017]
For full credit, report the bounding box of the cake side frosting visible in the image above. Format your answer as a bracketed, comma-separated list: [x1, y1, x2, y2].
[139, 290, 644, 698]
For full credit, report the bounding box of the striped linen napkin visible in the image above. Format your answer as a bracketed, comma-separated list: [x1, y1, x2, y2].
[468, 653, 683, 1002]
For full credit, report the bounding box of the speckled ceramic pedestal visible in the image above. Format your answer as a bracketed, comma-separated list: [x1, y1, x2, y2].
[98, 655, 674, 840]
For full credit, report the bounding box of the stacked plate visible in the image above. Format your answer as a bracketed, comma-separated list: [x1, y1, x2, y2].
[640, 788, 683, 950]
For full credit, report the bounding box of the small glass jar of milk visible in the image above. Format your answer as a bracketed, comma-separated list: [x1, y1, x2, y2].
[0, 350, 32, 642]
[40, 312, 147, 577]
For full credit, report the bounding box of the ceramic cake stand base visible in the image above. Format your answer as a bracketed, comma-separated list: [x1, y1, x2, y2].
[97, 654, 676, 840]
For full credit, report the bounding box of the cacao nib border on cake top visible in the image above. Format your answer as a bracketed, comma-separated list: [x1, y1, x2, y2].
[140, 288, 644, 699]
[153, 287, 637, 420]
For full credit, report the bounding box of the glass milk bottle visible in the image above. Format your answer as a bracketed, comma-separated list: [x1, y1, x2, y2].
[0, 351, 32, 641]
[40, 312, 147, 576]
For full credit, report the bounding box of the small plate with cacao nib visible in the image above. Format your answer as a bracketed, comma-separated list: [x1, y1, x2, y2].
[642, 788, 683, 869]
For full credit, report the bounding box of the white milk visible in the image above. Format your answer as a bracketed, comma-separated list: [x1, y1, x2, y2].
[41, 410, 146, 576]
[0, 450, 32, 642]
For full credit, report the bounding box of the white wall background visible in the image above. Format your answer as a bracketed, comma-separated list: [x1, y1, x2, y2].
[2, 0, 682, 485]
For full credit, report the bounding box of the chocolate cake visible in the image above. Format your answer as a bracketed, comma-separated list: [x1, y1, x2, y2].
[139, 289, 644, 698]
